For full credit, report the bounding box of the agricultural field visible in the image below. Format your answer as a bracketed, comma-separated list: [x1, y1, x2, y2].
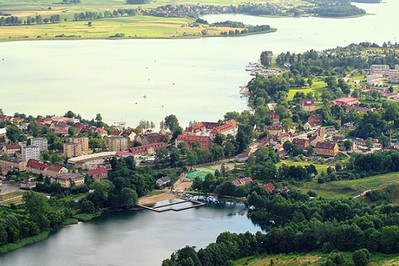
[0, 15, 255, 40]
[292, 171, 399, 200]
[0, 191, 25, 206]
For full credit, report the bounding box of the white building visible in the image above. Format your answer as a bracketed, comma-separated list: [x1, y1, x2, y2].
[22, 145, 40, 162]
[31, 137, 48, 152]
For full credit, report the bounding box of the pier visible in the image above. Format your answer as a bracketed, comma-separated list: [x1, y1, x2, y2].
[137, 199, 206, 213]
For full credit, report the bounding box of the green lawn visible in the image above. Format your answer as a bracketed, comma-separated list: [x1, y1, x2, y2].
[292, 172, 399, 200]
[277, 160, 330, 174]
[287, 78, 326, 101]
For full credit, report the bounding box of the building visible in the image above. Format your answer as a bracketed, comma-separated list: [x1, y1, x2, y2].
[315, 141, 339, 157]
[299, 99, 316, 111]
[267, 112, 280, 124]
[305, 114, 323, 130]
[63, 142, 82, 158]
[135, 132, 164, 145]
[232, 177, 253, 186]
[21, 145, 40, 162]
[2, 144, 20, 156]
[266, 124, 283, 135]
[0, 128, 6, 137]
[292, 138, 310, 149]
[87, 167, 108, 180]
[67, 152, 116, 169]
[331, 97, 359, 106]
[108, 136, 128, 152]
[0, 157, 27, 172]
[175, 134, 212, 150]
[45, 164, 68, 177]
[210, 119, 238, 138]
[263, 183, 275, 193]
[70, 137, 89, 152]
[52, 173, 85, 188]
[156, 176, 171, 187]
[370, 64, 390, 74]
[26, 159, 48, 175]
[31, 137, 48, 152]
[129, 142, 165, 155]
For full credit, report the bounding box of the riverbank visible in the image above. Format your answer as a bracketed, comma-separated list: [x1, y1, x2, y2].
[0, 231, 50, 255]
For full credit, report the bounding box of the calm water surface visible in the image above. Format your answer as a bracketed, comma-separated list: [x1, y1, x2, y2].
[0, 203, 261, 266]
[0, 1, 398, 127]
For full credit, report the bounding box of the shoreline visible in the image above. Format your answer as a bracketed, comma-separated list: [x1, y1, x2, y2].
[0, 28, 277, 43]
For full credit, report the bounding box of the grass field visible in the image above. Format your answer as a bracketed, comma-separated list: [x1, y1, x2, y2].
[292, 172, 399, 200]
[287, 78, 326, 101]
[0, 15, 276, 40]
[277, 160, 330, 174]
[234, 252, 399, 266]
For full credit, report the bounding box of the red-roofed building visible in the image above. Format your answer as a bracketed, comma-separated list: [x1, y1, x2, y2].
[267, 112, 280, 124]
[299, 99, 316, 111]
[175, 134, 212, 150]
[87, 167, 108, 180]
[232, 177, 253, 186]
[26, 159, 48, 175]
[305, 114, 323, 130]
[96, 127, 108, 137]
[263, 183, 275, 193]
[331, 97, 359, 106]
[129, 142, 165, 155]
[266, 124, 284, 135]
[45, 164, 68, 177]
[210, 119, 238, 137]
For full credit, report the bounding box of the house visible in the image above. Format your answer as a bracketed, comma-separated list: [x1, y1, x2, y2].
[315, 141, 339, 157]
[67, 152, 116, 169]
[263, 183, 275, 193]
[292, 138, 310, 149]
[2, 143, 20, 156]
[26, 159, 48, 175]
[52, 173, 85, 188]
[175, 134, 212, 150]
[45, 164, 68, 177]
[305, 114, 323, 130]
[331, 97, 359, 106]
[266, 124, 283, 135]
[184, 122, 219, 136]
[310, 135, 324, 147]
[108, 136, 128, 152]
[0, 157, 27, 172]
[156, 176, 171, 187]
[299, 99, 316, 111]
[232, 177, 253, 186]
[87, 167, 108, 180]
[267, 112, 280, 124]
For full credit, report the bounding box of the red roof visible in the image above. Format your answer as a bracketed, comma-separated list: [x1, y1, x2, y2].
[5, 144, 20, 150]
[263, 183, 275, 192]
[299, 99, 315, 106]
[233, 177, 253, 186]
[46, 164, 65, 173]
[176, 134, 211, 142]
[331, 97, 358, 106]
[211, 119, 238, 135]
[267, 113, 279, 119]
[87, 167, 108, 175]
[27, 159, 47, 170]
[315, 141, 337, 150]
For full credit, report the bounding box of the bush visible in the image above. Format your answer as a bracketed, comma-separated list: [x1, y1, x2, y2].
[352, 249, 370, 266]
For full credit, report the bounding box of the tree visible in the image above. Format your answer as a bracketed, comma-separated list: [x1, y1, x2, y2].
[119, 188, 138, 209]
[352, 249, 370, 266]
[283, 141, 293, 152]
[260, 51, 273, 67]
[343, 139, 353, 151]
[23, 191, 51, 230]
[95, 113, 102, 122]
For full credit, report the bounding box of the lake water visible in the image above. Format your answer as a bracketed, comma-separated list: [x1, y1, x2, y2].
[0, 203, 262, 266]
[0, 0, 398, 128]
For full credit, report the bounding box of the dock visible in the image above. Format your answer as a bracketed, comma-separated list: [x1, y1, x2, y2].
[137, 199, 206, 213]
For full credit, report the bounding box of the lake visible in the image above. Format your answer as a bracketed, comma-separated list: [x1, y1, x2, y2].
[0, 0, 398, 128]
[0, 203, 262, 266]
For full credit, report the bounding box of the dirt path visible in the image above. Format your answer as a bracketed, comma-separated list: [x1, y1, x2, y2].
[353, 189, 371, 199]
